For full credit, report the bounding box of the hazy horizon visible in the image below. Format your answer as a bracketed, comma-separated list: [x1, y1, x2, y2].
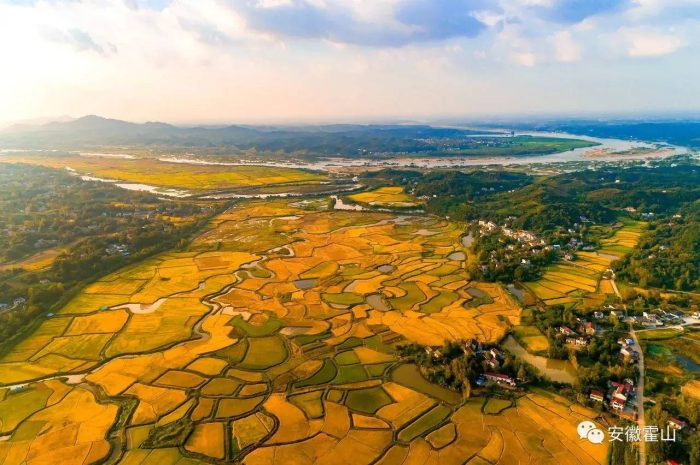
[2, 0, 700, 125]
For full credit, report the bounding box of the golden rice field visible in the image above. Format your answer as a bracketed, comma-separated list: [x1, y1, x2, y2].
[6, 155, 327, 191]
[348, 186, 422, 207]
[525, 220, 645, 307]
[0, 200, 607, 464]
[682, 380, 700, 401]
[0, 248, 64, 272]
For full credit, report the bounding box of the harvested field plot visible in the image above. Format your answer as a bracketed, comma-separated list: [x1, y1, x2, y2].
[15, 155, 327, 191]
[348, 186, 422, 207]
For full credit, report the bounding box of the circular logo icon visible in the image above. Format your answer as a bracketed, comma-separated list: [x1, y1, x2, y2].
[587, 428, 605, 444]
[577, 421, 596, 439]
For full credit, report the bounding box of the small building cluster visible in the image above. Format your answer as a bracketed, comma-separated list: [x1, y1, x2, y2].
[480, 372, 517, 387]
[590, 379, 637, 416]
[477, 221, 542, 246]
[617, 337, 639, 362]
[464, 339, 518, 388]
[105, 243, 130, 256]
[0, 297, 27, 311]
[558, 320, 599, 347]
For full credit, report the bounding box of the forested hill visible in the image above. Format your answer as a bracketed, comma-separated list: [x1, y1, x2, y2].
[366, 161, 699, 291]
[614, 202, 700, 292]
[0, 116, 488, 153]
[0, 163, 220, 354]
[366, 162, 699, 233]
[0, 116, 594, 158]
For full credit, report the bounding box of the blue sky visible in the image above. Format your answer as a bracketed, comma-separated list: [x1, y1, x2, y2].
[0, 0, 699, 124]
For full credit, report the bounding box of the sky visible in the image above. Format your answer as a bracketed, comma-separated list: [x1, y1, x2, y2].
[1, 0, 699, 125]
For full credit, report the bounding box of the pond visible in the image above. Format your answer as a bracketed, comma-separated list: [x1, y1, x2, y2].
[503, 336, 578, 384]
[331, 195, 364, 211]
[378, 264, 396, 274]
[294, 279, 316, 290]
[461, 233, 474, 247]
[675, 355, 700, 373]
[447, 251, 466, 261]
[506, 284, 527, 304]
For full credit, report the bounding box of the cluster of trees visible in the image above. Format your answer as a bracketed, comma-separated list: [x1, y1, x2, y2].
[367, 160, 698, 235]
[0, 163, 221, 354]
[397, 341, 478, 395]
[646, 401, 700, 465]
[0, 117, 597, 158]
[468, 230, 558, 283]
[366, 160, 700, 293]
[530, 305, 577, 360]
[363, 169, 532, 201]
[614, 206, 700, 292]
[529, 305, 637, 398]
[0, 163, 204, 262]
[397, 340, 534, 396]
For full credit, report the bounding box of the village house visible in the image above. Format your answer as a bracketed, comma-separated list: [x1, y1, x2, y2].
[484, 352, 500, 369]
[668, 418, 686, 431]
[580, 321, 597, 336]
[611, 398, 625, 411]
[620, 345, 639, 360]
[566, 336, 589, 346]
[424, 347, 443, 360]
[610, 381, 634, 404]
[483, 372, 517, 387]
[558, 326, 577, 337]
[465, 338, 481, 353]
[589, 390, 605, 402]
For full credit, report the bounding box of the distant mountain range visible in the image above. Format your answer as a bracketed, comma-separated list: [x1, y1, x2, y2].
[3, 115, 699, 155]
[0, 115, 490, 156]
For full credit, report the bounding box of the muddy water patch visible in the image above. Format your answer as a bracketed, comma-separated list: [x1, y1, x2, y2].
[461, 233, 474, 247]
[506, 284, 527, 304]
[503, 336, 577, 384]
[447, 252, 466, 261]
[413, 229, 439, 236]
[280, 326, 309, 336]
[332, 195, 364, 211]
[378, 264, 396, 274]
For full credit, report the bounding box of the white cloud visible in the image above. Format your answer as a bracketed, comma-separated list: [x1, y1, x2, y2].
[512, 51, 536, 66]
[0, 0, 699, 123]
[623, 28, 686, 57]
[551, 30, 581, 62]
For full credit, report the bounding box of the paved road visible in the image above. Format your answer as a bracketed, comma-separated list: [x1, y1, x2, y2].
[630, 326, 647, 465]
[611, 276, 646, 465]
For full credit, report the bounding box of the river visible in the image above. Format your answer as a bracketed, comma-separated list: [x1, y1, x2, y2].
[156, 131, 688, 171]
